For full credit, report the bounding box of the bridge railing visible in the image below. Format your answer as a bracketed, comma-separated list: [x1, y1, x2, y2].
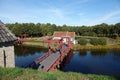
[46, 43, 71, 71]
[35, 52, 50, 63]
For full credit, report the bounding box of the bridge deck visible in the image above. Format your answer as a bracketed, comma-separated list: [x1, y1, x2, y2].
[37, 44, 67, 70]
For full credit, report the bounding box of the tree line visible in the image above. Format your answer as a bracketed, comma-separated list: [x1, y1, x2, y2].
[6, 22, 120, 38]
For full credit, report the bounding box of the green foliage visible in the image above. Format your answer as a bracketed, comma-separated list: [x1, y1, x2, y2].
[47, 32, 52, 36]
[0, 67, 116, 80]
[78, 37, 88, 45]
[98, 38, 107, 45]
[82, 32, 97, 37]
[90, 38, 99, 45]
[6, 22, 120, 37]
[90, 38, 107, 45]
[87, 74, 116, 80]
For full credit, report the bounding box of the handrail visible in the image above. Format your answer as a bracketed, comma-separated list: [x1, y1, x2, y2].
[36, 52, 49, 62]
[46, 45, 71, 71]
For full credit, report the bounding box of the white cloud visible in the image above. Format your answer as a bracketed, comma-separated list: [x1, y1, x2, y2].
[87, 10, 120, 25]
[98, 10, 120, 22]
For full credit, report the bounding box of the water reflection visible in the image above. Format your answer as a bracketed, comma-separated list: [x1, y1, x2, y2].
[63, 50, 120, 77]
[15, 46, 47, 56]
[90, 50, 107, 56]
[78, 50, 87, 56]
[60, 51, 74, 70]
[15, 46, 47, 67]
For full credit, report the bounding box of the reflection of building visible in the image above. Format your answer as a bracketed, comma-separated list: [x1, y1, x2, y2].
[0, 20, 17, 67]
[53, 31, 76, 44]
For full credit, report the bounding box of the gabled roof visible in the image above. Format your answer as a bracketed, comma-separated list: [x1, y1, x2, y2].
[0, 20, 17, 43]
[53, 31, 75, 38]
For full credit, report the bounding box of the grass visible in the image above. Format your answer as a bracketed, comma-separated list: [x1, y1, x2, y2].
[23, 41, 48, 48]
[72, 44, 120, 50]
[23, 41, 120, 50]
[24, 38, 120, 50]
[24, 37, 58, 49]
[0, 67, 117, 80]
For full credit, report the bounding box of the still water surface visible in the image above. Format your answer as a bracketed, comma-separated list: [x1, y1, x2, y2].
[15, 46, 120, 77]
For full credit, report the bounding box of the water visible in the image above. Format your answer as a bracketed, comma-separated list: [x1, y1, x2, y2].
[15, 46, 47, 67]
[63, 50, 120, 77]
[15, 46, 120, 77]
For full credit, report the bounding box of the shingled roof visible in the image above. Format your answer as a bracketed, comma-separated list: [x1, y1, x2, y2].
[0, 20, 17, 43]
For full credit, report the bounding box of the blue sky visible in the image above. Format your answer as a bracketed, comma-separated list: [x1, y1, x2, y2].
[0, 0, 120, 26]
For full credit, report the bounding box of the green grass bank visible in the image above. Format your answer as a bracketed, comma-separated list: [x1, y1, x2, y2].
[23, 41, 120, 50]
[0, 67, 117, 80]
[22, 37, 120, 50]
[72, 44, 120, 50]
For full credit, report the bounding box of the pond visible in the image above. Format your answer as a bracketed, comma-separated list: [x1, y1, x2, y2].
[15, 46, 120, 77]
[15, 46, 47, 67]
[63, 50, 120, 77]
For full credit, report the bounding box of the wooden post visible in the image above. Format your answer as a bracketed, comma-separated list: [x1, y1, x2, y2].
[3, 50, 6, 67]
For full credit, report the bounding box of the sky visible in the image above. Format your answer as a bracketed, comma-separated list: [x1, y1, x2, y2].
[0, 0, 120, 26]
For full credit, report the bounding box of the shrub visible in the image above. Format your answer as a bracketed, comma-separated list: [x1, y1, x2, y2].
[90, 38, 107, 45]
[78, 37, 88, 45]
[90, 38, 99, 45]
[98, 38, 107, 45]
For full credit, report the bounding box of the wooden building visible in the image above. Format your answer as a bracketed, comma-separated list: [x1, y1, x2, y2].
[53, 31, 76, 44]
[0, 20, 17, 67]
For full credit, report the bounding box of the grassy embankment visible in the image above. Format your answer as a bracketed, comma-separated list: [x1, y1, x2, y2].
[23, 37, 58, 49]
[73, 36, 120, 50]
[0, 67, 117, 80]
[23, 37, 120, 50]
[72, 44, 120, 50]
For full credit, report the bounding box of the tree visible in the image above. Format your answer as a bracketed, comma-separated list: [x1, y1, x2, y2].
[6, 22, 120, 38]
[114, 23, 120, 36]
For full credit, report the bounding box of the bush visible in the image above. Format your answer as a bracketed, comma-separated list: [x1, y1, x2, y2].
[90, 38, 99, 45]
[90, 38, 107, 45]
[98, 38, 107, 45]
[78, 38, 88, 45]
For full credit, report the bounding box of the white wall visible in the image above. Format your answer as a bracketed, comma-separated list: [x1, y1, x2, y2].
[0, 43, 15, 68]
[53, 37, 76, 44]
[53, 37, 61, 40]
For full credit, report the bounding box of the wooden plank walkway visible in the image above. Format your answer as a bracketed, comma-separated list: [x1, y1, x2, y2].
[37, 44, 67, 70]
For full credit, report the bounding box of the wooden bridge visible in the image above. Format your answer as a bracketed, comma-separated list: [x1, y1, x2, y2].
[28, 37, 72, 72]
[15, 34, 28, 46]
